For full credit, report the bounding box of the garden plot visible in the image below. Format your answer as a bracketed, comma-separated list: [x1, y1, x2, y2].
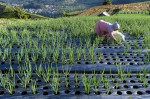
[0, 15, 150, 98]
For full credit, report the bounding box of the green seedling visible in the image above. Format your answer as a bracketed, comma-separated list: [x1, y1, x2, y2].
[76, 48, 81, 61]
[62, 65, 72, 87]
[82, 73, 92, 94]
[131, 51, 134, 58]
[0, 48, 2, 57]
[20, 47, 24, 58]
[50, 69, 60, 95]
[89, 47, 94, 59]
[103, 76, 108, 86]
[18, 65, 23, 77]
[35, 47, 39, 59]
[92, 70, 101, 94]
[92, 43, 96, 48]
[68, 48, 74, 64]
[2, 54, 6, 62]
[117, 65, 127, 82]
[10, 75, 16, 89]
[9, 45, 12, 56]
[0, 72, 10, 88]
[95, 37, 99, 46]
[98, 52, 102, 61]
[145, 49, 150, 62]
[42, 47, 47, 63]
[62, 65, 72, 78]
[85, 38, 91, 48]
[25, 62, 32, 73]
[53, 48, 60, 64]
[17, 53, 21, 64]
[110, 69, 117, 83]
[127, 68, 131, 78]
[5, 82, 14, 95]
[24, 53, 30, 65]
[133, 40, 138, 49]
[79, 38, 83, 47]
[31, 53, 37, 65]
[115, 57, 118, 66]
[137, 71, 143, 83]
[31, 81, 37, 95]
[35, 64, 43, 78]
[125, 41, 130, 50]
[143, 79, 148, 88]
[144, 36, 150, 47]
[17, 71, 31, 88]
[142, 66, 149, 79]
[104, 81, 110, 94]
[61, 49, 67, 64]
[74, 72, 79, 88]
[43, 65, 51, 83]
[137, 49, 142, 56]
[99, 37, 104, 42]
[8, 65, 14, 78]
[89, 47, 96, 64]
[124, 49, 128, 56]
[82, 47, 87, 61]
[112, 40, 116, 46]
[100, 69, 105, 83]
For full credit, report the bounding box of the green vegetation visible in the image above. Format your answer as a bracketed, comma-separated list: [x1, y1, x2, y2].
[103, 0, 112, 5]
[0, 4, 46, 19]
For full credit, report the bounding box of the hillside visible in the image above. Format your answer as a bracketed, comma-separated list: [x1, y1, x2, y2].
[1, 0, 150, 5]
[0, 3, 46, 19]
[67, 2, 150, 16]
[1, 0, 150, 14]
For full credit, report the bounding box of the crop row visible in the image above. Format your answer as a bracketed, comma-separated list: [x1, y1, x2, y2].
[0, 65, 149, 95]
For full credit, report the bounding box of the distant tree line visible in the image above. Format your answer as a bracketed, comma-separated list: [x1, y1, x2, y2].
[103, 0, 112, 5]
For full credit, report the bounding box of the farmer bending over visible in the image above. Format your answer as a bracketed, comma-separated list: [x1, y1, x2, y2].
[94, 20, 125, 42]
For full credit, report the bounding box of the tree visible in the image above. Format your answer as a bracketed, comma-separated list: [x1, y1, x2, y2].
[14, 6, 26, 19]
[103, 0, 112, 5]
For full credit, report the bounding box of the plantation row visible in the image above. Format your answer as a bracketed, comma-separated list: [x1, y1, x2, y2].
[0, 65, 149, 96]
[0, 45, 149, 66]
[118, 11, 150, 15]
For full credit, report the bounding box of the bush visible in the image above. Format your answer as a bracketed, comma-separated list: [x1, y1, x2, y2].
[103, 0, 112, 5]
